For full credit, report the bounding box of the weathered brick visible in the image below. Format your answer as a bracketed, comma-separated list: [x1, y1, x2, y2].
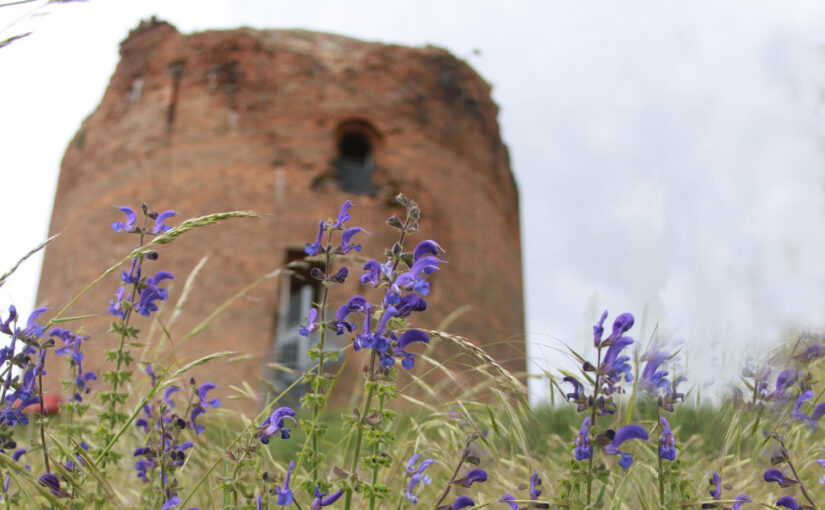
[38, 19, 525, 413]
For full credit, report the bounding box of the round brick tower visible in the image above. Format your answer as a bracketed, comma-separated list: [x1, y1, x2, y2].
[37, 19, 525, 411]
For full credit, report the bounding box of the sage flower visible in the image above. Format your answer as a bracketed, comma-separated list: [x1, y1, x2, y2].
[763, 468, 795, 487]
[111, 206, 137, 232]
[276, 461, 295, 505]
[776, 496, 799, 510]
[604, 424, 649, 468]
[311, 487, 343, 509]
[257, 407, 296, 444]
[405, 453, 434, 504]
[574, 417, 592, 461]
[658, 417, 676, 461]
[451, 496, 475, 510]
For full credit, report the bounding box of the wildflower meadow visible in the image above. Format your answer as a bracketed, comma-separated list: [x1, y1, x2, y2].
[0, 195, 823, 509]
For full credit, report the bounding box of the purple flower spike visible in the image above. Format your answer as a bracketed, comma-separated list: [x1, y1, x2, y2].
[339, 227, 365, 254]
[112, 206, 137, 232]
[709, 472, 721, 499]
[152, 210, 178, 234]
[776, 496, 799, 510]
[334, 200, 353, 229]
[604, 424, 648, 468]
[361, 260, 381, 286]
[500, 494, 518, 510]
[763, 468, 795, 487]
[574, 417, 592, 461]
[732, 494, 752, 510]
[799, 344, 825, 361]
[164, 386, 180, 407]
[305, 220, 325, 256]
[258, 407, 297, 443]
[593, 310, 608, 346]
[658, 417, 677, 461]
[563, 376, 585, 401]
[610, 313, 634, 341]
[197, 383, 220, 409]
[38, 473, 67, 497]
[455, 468, 487, 487]
[276, 461, 295, 506]
[395, 330, 430, 370]
[161, 497, 180, 510]
[405, 453, 434, 504]
[451, 496, 475, 510]
[299, 308, 318, 337]
[312, 487, 343, 509]
[24, 307, 48, 339]
[413, 240, 444, 261]
[530, 472, 542, 500]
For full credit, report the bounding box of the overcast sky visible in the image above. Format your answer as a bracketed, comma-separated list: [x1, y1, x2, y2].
[3, 1, 825, 402]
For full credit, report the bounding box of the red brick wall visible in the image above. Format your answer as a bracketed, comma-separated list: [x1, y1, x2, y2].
[37, 20, 525, 412]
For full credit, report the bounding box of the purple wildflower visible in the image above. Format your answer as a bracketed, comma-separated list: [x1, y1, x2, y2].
[640, 351, 670, 395]
[608, 313, 634, 344]
[604, 424, 649, 468]
[334, 200, 353, 229]
[136, 271, 174, 317]
[311, 487, 343, 509]
[732, 494, 752, 510]
[299, 308, 318, 338]
[500, 494, 518, 510]
[275, 461, 295, 506]
[708, 472, 721, 499]
[405, 453, 435, 504]
[574, 417, 592, 461]
[111, 206, 137, 232]
[455, 468, 487, 487]
[394, 330, 430, 370]
[658, 417, 677, 461]
[361, 260, 382, 286]
[763, 468, 796, 487]
[152, 210, 178, 234]
[338, 227, 365, 254]
[530, 472, 542, 499]
[776, 496, 799, 510]
[257, 407, 296, 444]
[38, 473, 68, 497]
[452, 496, 475, 510]
[305, 220, 325, 256]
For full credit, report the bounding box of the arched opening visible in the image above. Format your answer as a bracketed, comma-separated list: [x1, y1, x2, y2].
[336, 123, 377, 195]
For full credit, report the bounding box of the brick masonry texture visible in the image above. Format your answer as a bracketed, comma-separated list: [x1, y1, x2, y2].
[37, 19, 525, 413]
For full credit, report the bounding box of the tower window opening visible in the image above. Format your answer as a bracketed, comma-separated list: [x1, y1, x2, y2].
[337, 131, 373, 195]
[264, 250, 343, 406]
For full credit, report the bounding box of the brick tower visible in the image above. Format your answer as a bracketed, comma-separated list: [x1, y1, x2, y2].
[37, 19, 525, 410]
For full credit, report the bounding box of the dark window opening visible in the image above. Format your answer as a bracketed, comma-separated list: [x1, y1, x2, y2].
[263, 250, 343, 406]
[337, 131, 374, 195]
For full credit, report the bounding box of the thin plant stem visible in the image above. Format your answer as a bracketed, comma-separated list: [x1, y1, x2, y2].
[310, 229, 334, 487]
[432, 436, 473, 508]
[585, 345, 603, 507]
[779, 437, 817, 508]
[344, 351, 377, 510]
[37, 350, 50, 473]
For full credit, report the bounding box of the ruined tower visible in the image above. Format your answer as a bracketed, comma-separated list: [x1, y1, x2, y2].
[37, 19, 525, 409]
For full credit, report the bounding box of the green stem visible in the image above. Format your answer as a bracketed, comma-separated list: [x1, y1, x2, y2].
[107, 225, 146, 436]
[368, 392, 385, 510]
[344, 352, 377, 510]
[310, 230, 334, 487]
[585, 346, 603, 507]
[37, 354, 50, 474]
